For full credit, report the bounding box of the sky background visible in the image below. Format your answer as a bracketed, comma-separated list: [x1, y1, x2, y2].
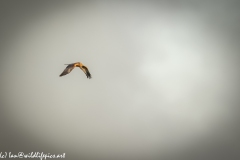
[0, 0, 240, 160]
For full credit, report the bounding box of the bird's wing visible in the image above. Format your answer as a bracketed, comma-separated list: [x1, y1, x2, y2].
[59, 63, 76, 77]
[81, 65, 92, 79]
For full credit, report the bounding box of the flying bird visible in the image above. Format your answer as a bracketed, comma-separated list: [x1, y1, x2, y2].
[59, 62, 91, 79]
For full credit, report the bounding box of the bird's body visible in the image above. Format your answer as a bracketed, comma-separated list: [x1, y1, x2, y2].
[59, 62, 91, 79]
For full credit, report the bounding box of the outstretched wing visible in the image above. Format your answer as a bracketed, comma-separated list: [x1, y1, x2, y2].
[81, 65, 92, 79]
[59, 63, 76, 77]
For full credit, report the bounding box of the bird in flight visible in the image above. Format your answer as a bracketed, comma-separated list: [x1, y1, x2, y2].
[59, 62, 91, 79]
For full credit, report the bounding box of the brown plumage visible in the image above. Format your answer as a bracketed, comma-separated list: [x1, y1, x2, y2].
[59, 62, 91, 79]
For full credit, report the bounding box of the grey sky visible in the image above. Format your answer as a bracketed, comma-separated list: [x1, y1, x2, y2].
[1, 1, 240, 160]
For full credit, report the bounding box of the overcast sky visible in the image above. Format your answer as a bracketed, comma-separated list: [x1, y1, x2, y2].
[0, 1, 240, 160]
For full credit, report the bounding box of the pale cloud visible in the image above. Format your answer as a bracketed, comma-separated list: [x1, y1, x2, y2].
[0, 1, 239, 160]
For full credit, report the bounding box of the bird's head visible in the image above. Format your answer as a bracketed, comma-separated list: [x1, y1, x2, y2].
[77, 62, 82, 66]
